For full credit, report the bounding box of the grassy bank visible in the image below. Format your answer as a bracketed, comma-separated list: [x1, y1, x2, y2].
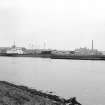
[0, 81, 81, 105]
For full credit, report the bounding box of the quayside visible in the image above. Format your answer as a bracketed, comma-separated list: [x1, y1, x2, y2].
[1, 53, 105, 61]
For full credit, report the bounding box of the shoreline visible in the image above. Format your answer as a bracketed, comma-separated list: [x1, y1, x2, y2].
[0, 81, 81, 105]
[0, 53, 105, 61]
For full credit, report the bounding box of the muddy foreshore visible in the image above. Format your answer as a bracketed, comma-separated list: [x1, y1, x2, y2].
[0, 81, 81, 105]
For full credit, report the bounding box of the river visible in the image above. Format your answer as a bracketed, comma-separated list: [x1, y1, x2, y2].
[0, 57, 105, 105]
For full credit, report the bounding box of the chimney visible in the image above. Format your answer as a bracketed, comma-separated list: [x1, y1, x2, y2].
[92, 40, 93, 50]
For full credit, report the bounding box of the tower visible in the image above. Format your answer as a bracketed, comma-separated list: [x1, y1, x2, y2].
[92, 40, 93, 51]
[44, 41, 46, 49]
[12, 40, 16, 48]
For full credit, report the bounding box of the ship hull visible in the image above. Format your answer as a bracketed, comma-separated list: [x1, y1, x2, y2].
[0, 53, 51, 58]
[50, 55, 105, 60]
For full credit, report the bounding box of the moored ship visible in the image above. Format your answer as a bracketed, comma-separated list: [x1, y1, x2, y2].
[50, 54, 105, 60]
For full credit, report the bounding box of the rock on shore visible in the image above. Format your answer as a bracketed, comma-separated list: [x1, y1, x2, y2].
[0, 81, 81, 105]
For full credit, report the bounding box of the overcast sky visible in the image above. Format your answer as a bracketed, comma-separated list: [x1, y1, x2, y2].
[0, 0, 105, 50]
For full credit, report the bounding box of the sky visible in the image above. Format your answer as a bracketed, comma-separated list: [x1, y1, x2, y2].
[0, 0, 105, 50]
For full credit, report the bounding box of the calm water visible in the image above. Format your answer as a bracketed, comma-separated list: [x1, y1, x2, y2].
[0, 57, 105, 105]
